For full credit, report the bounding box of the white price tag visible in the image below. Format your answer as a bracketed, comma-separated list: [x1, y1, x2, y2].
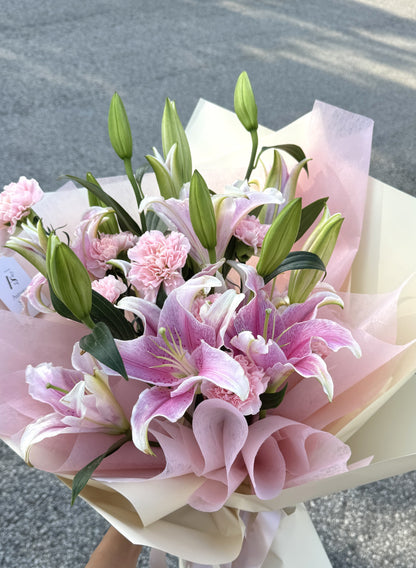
[0, 256, 32, 313]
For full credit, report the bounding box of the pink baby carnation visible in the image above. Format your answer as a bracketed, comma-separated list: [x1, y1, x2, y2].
[233, 215, 270, 253]
[127, 230, 190, 301]
[202, 354, 267, 415]
[91, 275, 127, 303]
[0, 177, 43, 233]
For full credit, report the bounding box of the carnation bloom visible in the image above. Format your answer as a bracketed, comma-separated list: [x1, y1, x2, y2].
[0, 177, 43, 233]
[91, 275, 127, 303]
[72, 207, 137, 278]
[233, 214, 270, 253]
[127, 230, 190, 301]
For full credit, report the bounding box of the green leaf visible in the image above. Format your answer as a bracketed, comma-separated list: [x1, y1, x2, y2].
[65, 175, 142, 236]
[255, 144, 309, 175]
[260, 384, 288, 411]
[80, 322, 128, 379]
[90, 291, 137, 340]
[71, 433, 131, 505]
[145, 210, 167, 232]
[263, 251, 326, 284]
[135, 164, 149, 187]
[297, 198, 329, 241]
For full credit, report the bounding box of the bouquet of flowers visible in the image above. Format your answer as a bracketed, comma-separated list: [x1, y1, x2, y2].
[1, 73, 415, 567]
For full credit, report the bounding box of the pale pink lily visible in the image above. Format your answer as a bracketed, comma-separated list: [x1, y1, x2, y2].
[71, 207, 137, 278]
[20, 361, 130, 464]
[228, 265, 361, 400]
[21, 272, 53, 314]
[115, 275, 250, 453]
[139, 181, 284, 265]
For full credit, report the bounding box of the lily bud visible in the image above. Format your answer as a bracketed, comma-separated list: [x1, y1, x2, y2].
[161, 99, 192, 188]
[46, 234, 93, 326]
[234, 71, 258, 132]
[37, 219, 48, 252]
[189, 170, 217, 257]
[108, 92, 133, 160]
[288, 206, 343, 303]
[256, 198, 302, 278]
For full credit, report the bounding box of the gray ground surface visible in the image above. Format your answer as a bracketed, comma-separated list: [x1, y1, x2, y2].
[1, 1, 415, 566]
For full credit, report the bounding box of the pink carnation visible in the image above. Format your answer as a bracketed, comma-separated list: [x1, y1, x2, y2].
[91, 275, 127, 303]
[127, 230, 190, 301]
[0, 177, 43, 233]
[202, 354, 267, 415]
[233, 214, 270, 253]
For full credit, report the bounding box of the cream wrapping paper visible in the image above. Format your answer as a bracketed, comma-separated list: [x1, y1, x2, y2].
[2, 100, 416, 567]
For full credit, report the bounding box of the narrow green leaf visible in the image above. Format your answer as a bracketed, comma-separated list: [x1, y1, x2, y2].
[91, 291, 137, 340]
[255, 144, 309, 174]
[263, 251, 326, 284]
[260, 384, 288, 411]
[145, 210, 167, 232]
[297, 198, 329, 241]
[135, 164, 149, 187]
[65, 175, 141, 236]
[80, 322, 128, 379]
[71, 433, 131, 505]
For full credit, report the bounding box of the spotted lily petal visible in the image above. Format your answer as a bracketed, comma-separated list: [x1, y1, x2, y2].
[131, 386, 196, 454]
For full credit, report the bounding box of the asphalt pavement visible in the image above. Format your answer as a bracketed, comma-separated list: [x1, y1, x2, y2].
[1, 1, 416, 566]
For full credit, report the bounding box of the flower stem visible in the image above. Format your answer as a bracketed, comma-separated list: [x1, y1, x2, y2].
[244, 129, 259, 181]
[124, 158, 147, 231]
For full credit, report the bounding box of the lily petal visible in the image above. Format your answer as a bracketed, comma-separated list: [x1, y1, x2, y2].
[131, 386, 196, 454]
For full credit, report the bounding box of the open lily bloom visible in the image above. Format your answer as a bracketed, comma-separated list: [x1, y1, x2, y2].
[20, 361, 130, 464]
[140, 182, 284, 266]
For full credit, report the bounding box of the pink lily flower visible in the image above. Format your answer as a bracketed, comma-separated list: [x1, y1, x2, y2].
[20, 360, 130, 464]
[115, 275, 250, 453]
[229, 268, 361, 400]
[139, 181, 284, 265]
[71, 207, 137, 278]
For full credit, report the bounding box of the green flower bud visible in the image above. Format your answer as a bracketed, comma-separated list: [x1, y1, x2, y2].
[189, 170, 217, 261]
[145, 151, 178, 199]
[46, 234, 93, 326]
[108, 93, 133, 160]
[256, 198, 302, 278]
[161, 98, 192, 187]
[288, 207, 343, 303]
[37, 219, 48, 252]
[234, 71, 258, 132]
